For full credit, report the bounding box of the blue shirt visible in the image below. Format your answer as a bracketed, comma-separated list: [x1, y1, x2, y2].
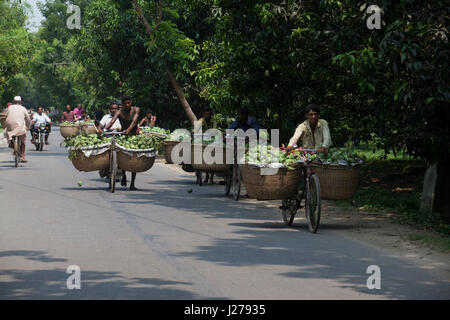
[229, 116, 260, 134]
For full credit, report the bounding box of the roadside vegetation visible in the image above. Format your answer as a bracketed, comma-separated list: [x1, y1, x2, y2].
[335, 141, 450, 250]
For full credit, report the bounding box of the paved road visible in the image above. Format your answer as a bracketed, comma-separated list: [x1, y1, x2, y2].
[0, 128, 449, 299]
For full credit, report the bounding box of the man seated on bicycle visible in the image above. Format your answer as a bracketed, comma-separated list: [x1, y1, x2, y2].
[285, 104, 331, 155]
[104, 95, 141, 190]
[4, 96, 31, 162]
[96, 102, 122, 133]
[31, 107, 52, 145]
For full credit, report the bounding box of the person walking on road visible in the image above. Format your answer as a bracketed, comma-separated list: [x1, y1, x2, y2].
[61, 105, 75, 122]
[4, 96, 31, 162]
[104, 95, 141, 190]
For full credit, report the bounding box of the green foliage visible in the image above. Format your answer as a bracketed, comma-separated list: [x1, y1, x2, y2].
[0, 1, 33, 105]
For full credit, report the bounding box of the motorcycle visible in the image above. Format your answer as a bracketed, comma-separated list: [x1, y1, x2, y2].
[33, 123, 49, 151]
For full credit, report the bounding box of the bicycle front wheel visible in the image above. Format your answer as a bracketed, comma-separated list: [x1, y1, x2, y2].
[109, 151, 117, 193]
[305, 174, 321, 233]
[232, 165, 241, 201]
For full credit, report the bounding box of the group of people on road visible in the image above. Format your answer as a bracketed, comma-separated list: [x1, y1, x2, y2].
[2, 93, 332, 191]
[61, 104, 91, 122]
[192, 103, 331, 184]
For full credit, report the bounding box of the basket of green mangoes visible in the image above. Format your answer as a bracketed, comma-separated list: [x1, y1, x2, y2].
[310, 148, 364, 200]
[60, 121, 81, 138]
[65, 134, 112, 172]
[115, 135, 158, 172]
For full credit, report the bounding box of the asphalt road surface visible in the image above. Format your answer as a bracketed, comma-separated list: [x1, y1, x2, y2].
[0, 127, 449, 299]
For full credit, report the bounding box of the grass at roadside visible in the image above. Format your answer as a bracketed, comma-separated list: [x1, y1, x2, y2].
[406, 234, 450, 252]
[334, 142, 450, 236]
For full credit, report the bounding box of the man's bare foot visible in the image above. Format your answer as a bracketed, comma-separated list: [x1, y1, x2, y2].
[20, 158, 27, 163]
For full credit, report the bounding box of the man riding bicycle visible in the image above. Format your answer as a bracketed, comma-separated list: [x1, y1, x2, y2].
[31, 107, 52, 145]
[4, 96, 31, 162]
[285, 104, 332, 155]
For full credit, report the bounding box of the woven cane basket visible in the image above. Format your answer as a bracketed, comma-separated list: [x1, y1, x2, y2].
[0, 114, 6, 129]
[70, 147, 111, 172]
[163, 140, 182, 164]
[310, 163, 361, 200]
[116, 146, 156, 173]
[241, 164, 302, 200]
[60, 125, 80, 138]
[190, 144, 232, 173]
[82, 125, 97, 135]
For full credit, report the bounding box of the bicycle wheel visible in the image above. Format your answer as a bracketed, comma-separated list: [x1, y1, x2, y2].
[224, 174, 231, 196]
[13, 137, 19, 167]
[232, 165, 241, 201]
[305, 174, 321, 233]
[109, 150, 117, 193]
[196, 171, 203, 186]
[281, 199, 297, 226]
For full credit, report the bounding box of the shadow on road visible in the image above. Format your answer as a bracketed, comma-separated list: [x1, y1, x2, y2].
[108, 173, 450, 300]
[0, 250, 206, 299]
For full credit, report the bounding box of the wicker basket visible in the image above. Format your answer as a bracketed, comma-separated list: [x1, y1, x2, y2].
[241, 164, 302, 200]
[60, 125, 80, 138]
[0, 114, 6, 129]
[191, 143, 232, 173]
[163, 140, 182, 164]
[82, 125, 97, 135]
[310, 162, 361, 200]
[69, 146, 111, 172]
[116, 145, 156, 173]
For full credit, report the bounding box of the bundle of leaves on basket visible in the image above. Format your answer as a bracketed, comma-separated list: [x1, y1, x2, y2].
[64, 134, 112, 160]
[117, 134, 162, 150]
[139, 126, 170, 135]
[167, 129, 191, 141]
[61, 121, 78, 126]
[317, 148, 365, 166]
[243, 145, 306, 170]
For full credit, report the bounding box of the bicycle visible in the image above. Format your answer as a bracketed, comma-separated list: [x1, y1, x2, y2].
[12, 135, 23, 167]
[224, 135, 245, 201]
[280, 148, 322, 233]
[104, 131, 123, 193]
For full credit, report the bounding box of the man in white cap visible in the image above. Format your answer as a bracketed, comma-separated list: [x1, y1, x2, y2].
[4, 96, 31, 162]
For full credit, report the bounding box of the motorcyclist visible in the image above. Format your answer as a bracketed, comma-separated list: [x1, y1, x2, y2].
[31, 107, 52, 145]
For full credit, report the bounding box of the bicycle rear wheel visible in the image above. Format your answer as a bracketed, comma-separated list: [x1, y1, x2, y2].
[305, 174, 321, 233]
[232, 165, 241, 201]
[224, 174, 231, 196]
[13, 137, 19, 167]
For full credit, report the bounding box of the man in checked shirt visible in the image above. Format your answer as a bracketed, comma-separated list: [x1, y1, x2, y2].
[285, 104, 332, 156]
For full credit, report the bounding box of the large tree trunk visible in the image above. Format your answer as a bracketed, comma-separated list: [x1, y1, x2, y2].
[421, 160, 450, 224]
[433, 160, 450, 223]
[131, 0, 197, 126]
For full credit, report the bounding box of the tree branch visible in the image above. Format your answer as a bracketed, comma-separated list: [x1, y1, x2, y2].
[131, 0, 163, 39]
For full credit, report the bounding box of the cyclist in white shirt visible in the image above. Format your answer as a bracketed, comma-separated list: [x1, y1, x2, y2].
[97, 102, 122, 133]
[32, 107, 52, 145]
